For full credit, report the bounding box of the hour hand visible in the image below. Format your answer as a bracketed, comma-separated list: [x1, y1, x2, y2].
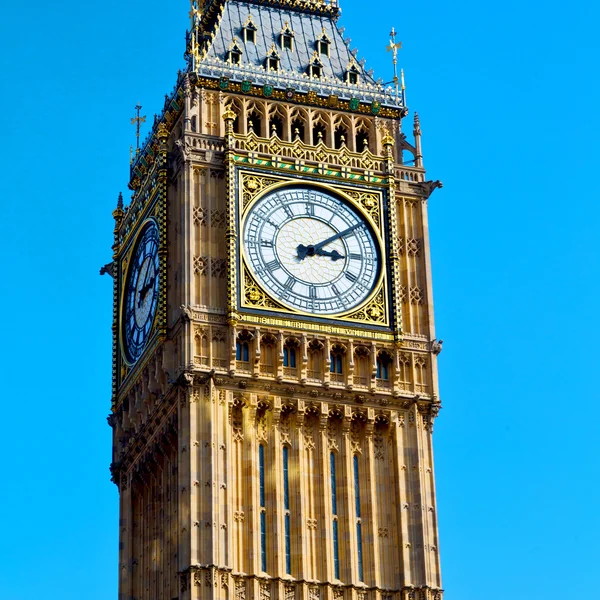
[315, 248, 345, 261]
[138, 277, 155, 306]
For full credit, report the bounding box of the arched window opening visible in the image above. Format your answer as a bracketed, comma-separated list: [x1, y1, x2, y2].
[280, 22, 295, 51]
[312, 123, 327, 145]
[260, 333, 277, 376]
[283, 337, 300, 378]
[242, 15, 257, 44]
[329, 344, 346, 384]
[195, 331, 209, 366]
[266, 43, 281, 72]
[269, 114, 283, 138]
[291, 118, 305, 142]
[317, 28, 331, 57]
[283, 446, 291, 575]
[334, 126, 347, 149]
[330, 451, 340, 579]
[353, 346, 370, 388]
[211, 332, 227, 369]
[308, 52, 323, 79]
[227, 41, 243, 65]
[259, 443, 267, 572]
[345, 64, 360, 85]
[354, 454, 364, 581]
[191, 115, 197, 133]
[356, 131, 369, 152]
[307, 339, 324, 381]
[247, 111, 262, 136]
[236, 330, 253, 372]
[376, 351, 392, 381]
[236, 340, 249, 362]
[283, 347, 296, 368]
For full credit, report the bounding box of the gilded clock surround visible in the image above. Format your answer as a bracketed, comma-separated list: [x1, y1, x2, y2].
[106, 2, 445, 600]
[237, 171, 389, 326]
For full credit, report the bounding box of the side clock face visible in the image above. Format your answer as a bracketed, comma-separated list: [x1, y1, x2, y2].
[243, 186, 380, 315]
[123, 220, 160, 363]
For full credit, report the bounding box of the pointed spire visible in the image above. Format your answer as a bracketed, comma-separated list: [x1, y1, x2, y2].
[117, 191, 124, 210]
[413, 112, 423, 168]
[413, 112, 421, 137]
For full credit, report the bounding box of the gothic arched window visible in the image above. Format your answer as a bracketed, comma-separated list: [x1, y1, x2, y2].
[329, 344, 346, 383]
[376, 351, 392, 381]
[353, 346, 370, 388]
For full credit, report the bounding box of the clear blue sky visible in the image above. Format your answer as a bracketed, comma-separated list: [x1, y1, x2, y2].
[0, 1, 598, 598]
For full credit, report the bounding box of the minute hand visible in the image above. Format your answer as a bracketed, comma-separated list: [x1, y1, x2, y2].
[313, 223, 362, 251]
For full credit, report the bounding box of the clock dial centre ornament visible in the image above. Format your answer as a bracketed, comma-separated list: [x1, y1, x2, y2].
[276, 218, 346, 285]
[243, 186, 380, 315]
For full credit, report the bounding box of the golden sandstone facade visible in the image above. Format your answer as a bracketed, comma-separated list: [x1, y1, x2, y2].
[106, 2, 444, 599]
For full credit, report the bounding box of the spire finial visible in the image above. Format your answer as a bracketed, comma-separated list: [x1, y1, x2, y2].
[386, 27, 402, 104]
[117, 192, 123, 210]
[413, 112, 421, 136]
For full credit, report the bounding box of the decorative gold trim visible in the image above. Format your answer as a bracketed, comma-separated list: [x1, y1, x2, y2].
[242, 264, 287, 310]
[196, 76, 403, 119]
[241, 173, 282, 211]
[343, 283, 387, 325]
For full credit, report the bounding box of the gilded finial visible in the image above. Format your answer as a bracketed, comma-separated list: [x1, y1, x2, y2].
[386, 27, 402, 105]
[131, 103, 146, 150]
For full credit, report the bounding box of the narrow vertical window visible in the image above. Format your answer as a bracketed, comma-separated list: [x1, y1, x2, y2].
[259, 444, 267, 572]
[330, 452, 340, 579]
[283, 446, 291, 574]
[283, 347, 289, 367]
[354, 454, 364, 581]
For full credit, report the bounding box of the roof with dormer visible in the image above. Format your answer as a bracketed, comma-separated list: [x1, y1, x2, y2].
[189, 0, 402, 108]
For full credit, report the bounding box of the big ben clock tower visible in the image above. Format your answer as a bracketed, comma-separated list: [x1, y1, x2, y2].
[106, 1, 444, 600]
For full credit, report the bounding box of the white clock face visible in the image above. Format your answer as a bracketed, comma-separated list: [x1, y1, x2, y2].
[243, 186, 380, 315]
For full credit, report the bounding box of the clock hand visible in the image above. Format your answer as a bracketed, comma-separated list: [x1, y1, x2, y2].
[315, 248, 345, 261]
[313, 223, 362, 251]
[138, 275, 156, 307]
[296, 223, 362, 261]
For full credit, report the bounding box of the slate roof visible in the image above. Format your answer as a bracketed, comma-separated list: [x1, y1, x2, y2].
[193, 0, 402, 108]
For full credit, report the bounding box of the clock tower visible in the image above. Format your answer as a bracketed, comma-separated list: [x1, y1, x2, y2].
[106, 1, 444, 600]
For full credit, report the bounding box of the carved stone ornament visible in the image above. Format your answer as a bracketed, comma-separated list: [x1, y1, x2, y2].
[235, 578, 246, 600]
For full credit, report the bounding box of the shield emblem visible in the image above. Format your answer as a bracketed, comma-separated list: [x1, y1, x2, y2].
[219, 77, 229, 90]
[370, 100, 381, 115]
[263, 84, 274, 97]
[328, 94, 339, 108]
[307, 90, 317, 104]
[285, 88, 295, 101]
[241, 80, 252, 93]
[349, 97, 360, 111]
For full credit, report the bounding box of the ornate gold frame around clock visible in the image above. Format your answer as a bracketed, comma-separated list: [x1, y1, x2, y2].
[237, 169, 390, 327]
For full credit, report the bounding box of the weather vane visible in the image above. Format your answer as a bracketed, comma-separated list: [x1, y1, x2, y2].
[386, 27, 403, 104]
[131, 103, 146, 152]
